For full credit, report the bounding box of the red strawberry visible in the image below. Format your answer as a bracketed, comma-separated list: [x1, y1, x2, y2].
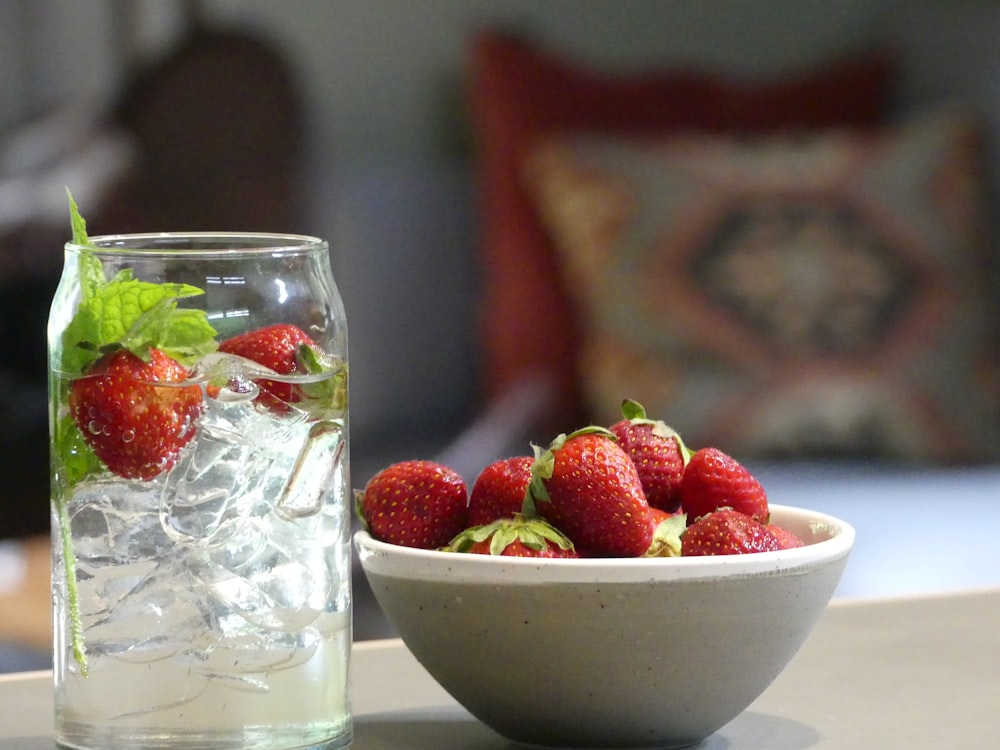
[681, 509, 782, 556]
[218, 323, 318, 409]
[449, 515, 578, 558]
[69, 348, 204, 480]
[768, 524, 805, 550]
[526, 427, 653, 557]
[609, 399, 690, 513]
[357, 460, 468, 549]
[467, 456, 533, 526]
[680, 447, 769, 524]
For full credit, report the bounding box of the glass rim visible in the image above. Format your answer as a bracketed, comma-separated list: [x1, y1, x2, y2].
[65, 232, 327, 257]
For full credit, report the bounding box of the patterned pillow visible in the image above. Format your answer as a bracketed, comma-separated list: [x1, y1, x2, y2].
[523, 111, 1000, 462]
[467, 28, 896, 426]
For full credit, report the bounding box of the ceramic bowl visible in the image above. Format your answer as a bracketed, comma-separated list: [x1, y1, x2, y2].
[355, 504, 854, 749]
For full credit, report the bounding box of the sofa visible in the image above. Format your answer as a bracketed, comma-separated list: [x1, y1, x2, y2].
[3, 21, 1000, 660]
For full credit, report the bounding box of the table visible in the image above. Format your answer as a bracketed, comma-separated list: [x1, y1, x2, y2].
[2, 588, 998, 749]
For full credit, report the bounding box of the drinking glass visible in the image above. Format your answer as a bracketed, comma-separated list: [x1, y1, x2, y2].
[48, 233, 352, 749]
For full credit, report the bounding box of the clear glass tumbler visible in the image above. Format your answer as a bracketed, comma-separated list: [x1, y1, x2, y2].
[48, 233, 352, 749]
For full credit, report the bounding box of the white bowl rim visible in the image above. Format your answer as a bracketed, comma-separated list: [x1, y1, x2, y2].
[355, 503, 855, 585]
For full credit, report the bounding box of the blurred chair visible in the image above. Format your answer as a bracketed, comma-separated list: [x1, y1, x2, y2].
[94, 23, 305, 234]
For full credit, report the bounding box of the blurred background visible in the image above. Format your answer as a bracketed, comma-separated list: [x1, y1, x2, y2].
[2, 0, 1000, 662]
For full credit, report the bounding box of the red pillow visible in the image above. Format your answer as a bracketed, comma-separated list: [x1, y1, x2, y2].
[468, 28, 896, 425]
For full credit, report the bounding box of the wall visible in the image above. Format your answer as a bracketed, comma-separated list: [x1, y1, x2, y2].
[191, 0, 897, 451]
[5, 0, 1000, 465]
[195, 0, 890, 168]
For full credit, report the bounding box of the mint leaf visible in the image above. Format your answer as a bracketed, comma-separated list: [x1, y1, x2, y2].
[55, 413, 104, 486]
[59, 308, 102, 374]
[117, 283, 216, 364]
[67, 189, 90, 246]
[157, 308, 221, 363]
[92, 279, 201, 344]
[61, 277, 217, 372]
[79, 254, 105, 300]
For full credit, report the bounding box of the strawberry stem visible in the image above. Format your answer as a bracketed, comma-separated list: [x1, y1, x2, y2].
[56, 496, 88, 675]
[621, 398, 647, 421]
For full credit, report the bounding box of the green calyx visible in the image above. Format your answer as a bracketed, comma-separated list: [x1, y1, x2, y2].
[643, 513, 687, 558]
[447, 515, 575, 556]
[296, 342, 348, 413]
[353, 488, 371, 533]
[522, 441, 553, 516]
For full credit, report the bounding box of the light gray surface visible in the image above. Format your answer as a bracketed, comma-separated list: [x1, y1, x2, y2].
[2, 588, 998, 749]
[751, 462, 1000, 599]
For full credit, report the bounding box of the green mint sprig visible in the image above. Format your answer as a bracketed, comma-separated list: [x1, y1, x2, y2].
[62, 194, 218, 373]
[57, 191, 220, 674]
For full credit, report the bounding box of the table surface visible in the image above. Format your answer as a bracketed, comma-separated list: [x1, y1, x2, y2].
[2, 587, 998, 749]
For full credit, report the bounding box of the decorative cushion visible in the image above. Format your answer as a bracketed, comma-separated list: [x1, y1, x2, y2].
[468, 28, 896, 426]
[523, 110, 1000, 462]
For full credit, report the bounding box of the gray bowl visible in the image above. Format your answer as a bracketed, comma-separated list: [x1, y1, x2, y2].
[355, 504, 854, 749]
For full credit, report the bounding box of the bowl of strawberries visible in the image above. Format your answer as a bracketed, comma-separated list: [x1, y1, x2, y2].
[354, 400, 855, 749]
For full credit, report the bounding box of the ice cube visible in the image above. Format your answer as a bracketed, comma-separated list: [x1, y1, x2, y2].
[193, 627, 320, 686]
[159, 395, 280, 545]
[81, 562, 209, 664]
[189, 530, 330, 633]
[70, 481, 167, 565]
[276, 419, 345, 520]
